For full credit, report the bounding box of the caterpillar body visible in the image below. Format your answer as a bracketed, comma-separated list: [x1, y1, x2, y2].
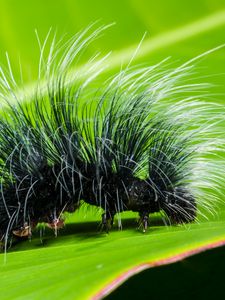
[0, 25, 223, 248]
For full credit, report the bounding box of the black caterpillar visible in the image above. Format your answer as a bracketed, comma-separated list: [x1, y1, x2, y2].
[0, 25, 223, 247]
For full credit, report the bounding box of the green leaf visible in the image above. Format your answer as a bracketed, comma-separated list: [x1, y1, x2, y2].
[1, 208, 225, 300]
[0, 1, 225, 300]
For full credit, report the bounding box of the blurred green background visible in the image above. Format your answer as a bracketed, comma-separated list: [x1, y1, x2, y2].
[0, 0, 224, 89]
[0, 1, 225, 299]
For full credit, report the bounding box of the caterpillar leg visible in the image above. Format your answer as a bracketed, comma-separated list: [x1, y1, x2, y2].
[45, 212, 65, 236]
[13, 226, 31, 238]
[12, 221, 35, 238]
[138, 211, 149, 233]
[101, 211, 115, 233]
[47, 218, 65, 230]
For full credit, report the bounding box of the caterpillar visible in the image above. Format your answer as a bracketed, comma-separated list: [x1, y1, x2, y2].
[0, 25, 223, 248]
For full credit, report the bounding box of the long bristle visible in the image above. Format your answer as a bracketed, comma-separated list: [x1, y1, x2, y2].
[0, 26, 224, 248]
